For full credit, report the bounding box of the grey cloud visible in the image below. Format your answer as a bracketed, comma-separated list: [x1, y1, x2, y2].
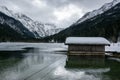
[0, 0, 113, 28]
[44, 0, 112, 9]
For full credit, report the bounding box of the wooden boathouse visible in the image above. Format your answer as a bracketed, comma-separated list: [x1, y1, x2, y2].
[65, 37, 110, 56]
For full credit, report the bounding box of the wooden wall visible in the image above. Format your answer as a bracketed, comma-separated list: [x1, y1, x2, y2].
[68, 45, 105, 56]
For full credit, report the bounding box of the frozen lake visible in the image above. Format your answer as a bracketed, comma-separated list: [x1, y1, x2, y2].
[0, 43, 120, 80]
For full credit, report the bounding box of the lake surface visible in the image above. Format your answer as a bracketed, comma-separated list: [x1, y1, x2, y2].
[0, 43, 120, 80]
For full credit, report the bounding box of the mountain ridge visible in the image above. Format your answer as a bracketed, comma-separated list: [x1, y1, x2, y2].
[75, 0, 120, 25]
[0, 12, 36, 41]
[0, 6, 63, 38]
[44, 0, 120, 42]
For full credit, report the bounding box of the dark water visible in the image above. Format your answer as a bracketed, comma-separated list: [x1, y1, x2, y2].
[0, 43, 120, 80]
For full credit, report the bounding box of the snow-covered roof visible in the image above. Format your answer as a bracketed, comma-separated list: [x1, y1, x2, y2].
[65, 37, 110, 45]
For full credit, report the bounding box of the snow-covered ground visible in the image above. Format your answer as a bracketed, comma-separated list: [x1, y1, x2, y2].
[105, 43, 120, 53]
[0, 42, 28, 51]
[0, 42, 67, 52]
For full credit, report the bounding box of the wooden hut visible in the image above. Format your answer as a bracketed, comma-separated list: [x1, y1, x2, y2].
[65, 37, 110, 56]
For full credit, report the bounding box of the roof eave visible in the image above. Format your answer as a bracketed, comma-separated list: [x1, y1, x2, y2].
[65, 43, 110, 46]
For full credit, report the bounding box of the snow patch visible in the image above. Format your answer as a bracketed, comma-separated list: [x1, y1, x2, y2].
[105, 43, 120, 53]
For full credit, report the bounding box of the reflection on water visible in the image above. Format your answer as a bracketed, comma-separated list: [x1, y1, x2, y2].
[65, 56, 110, 80]
[66, 56, 106, 68]
[0, 43, 120, 80]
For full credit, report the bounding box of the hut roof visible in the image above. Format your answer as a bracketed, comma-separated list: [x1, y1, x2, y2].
[65, 37, 110, 45]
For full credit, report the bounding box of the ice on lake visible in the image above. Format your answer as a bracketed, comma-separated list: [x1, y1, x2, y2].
[0, 42, 120, 80]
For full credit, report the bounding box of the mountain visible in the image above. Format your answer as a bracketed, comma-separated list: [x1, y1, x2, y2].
[44, 23, 64, 36]
[0, 6, 63, 38]
[75, 0, 120, 25]
[44, 0, 120, 43]
[0, 12, 36, 41]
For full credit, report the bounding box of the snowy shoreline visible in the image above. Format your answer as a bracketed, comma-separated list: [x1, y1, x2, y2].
[0, 42, 67, 52]
[0, 42, 120, 54]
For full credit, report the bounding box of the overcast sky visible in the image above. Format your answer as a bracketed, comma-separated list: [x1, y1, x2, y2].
[0, 0, 113, 28]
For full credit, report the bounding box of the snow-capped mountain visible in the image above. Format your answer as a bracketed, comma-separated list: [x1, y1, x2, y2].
[0, 6, 63, 38]
[76, 0, 120, 24]
[0, 12, 35, 39]
[48, 0, 120, 42]
[44, 23, 64, 36]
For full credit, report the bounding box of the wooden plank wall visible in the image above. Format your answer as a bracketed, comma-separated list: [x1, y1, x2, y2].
[68, 45, 105, 56]
[69, 45, 105, 52]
